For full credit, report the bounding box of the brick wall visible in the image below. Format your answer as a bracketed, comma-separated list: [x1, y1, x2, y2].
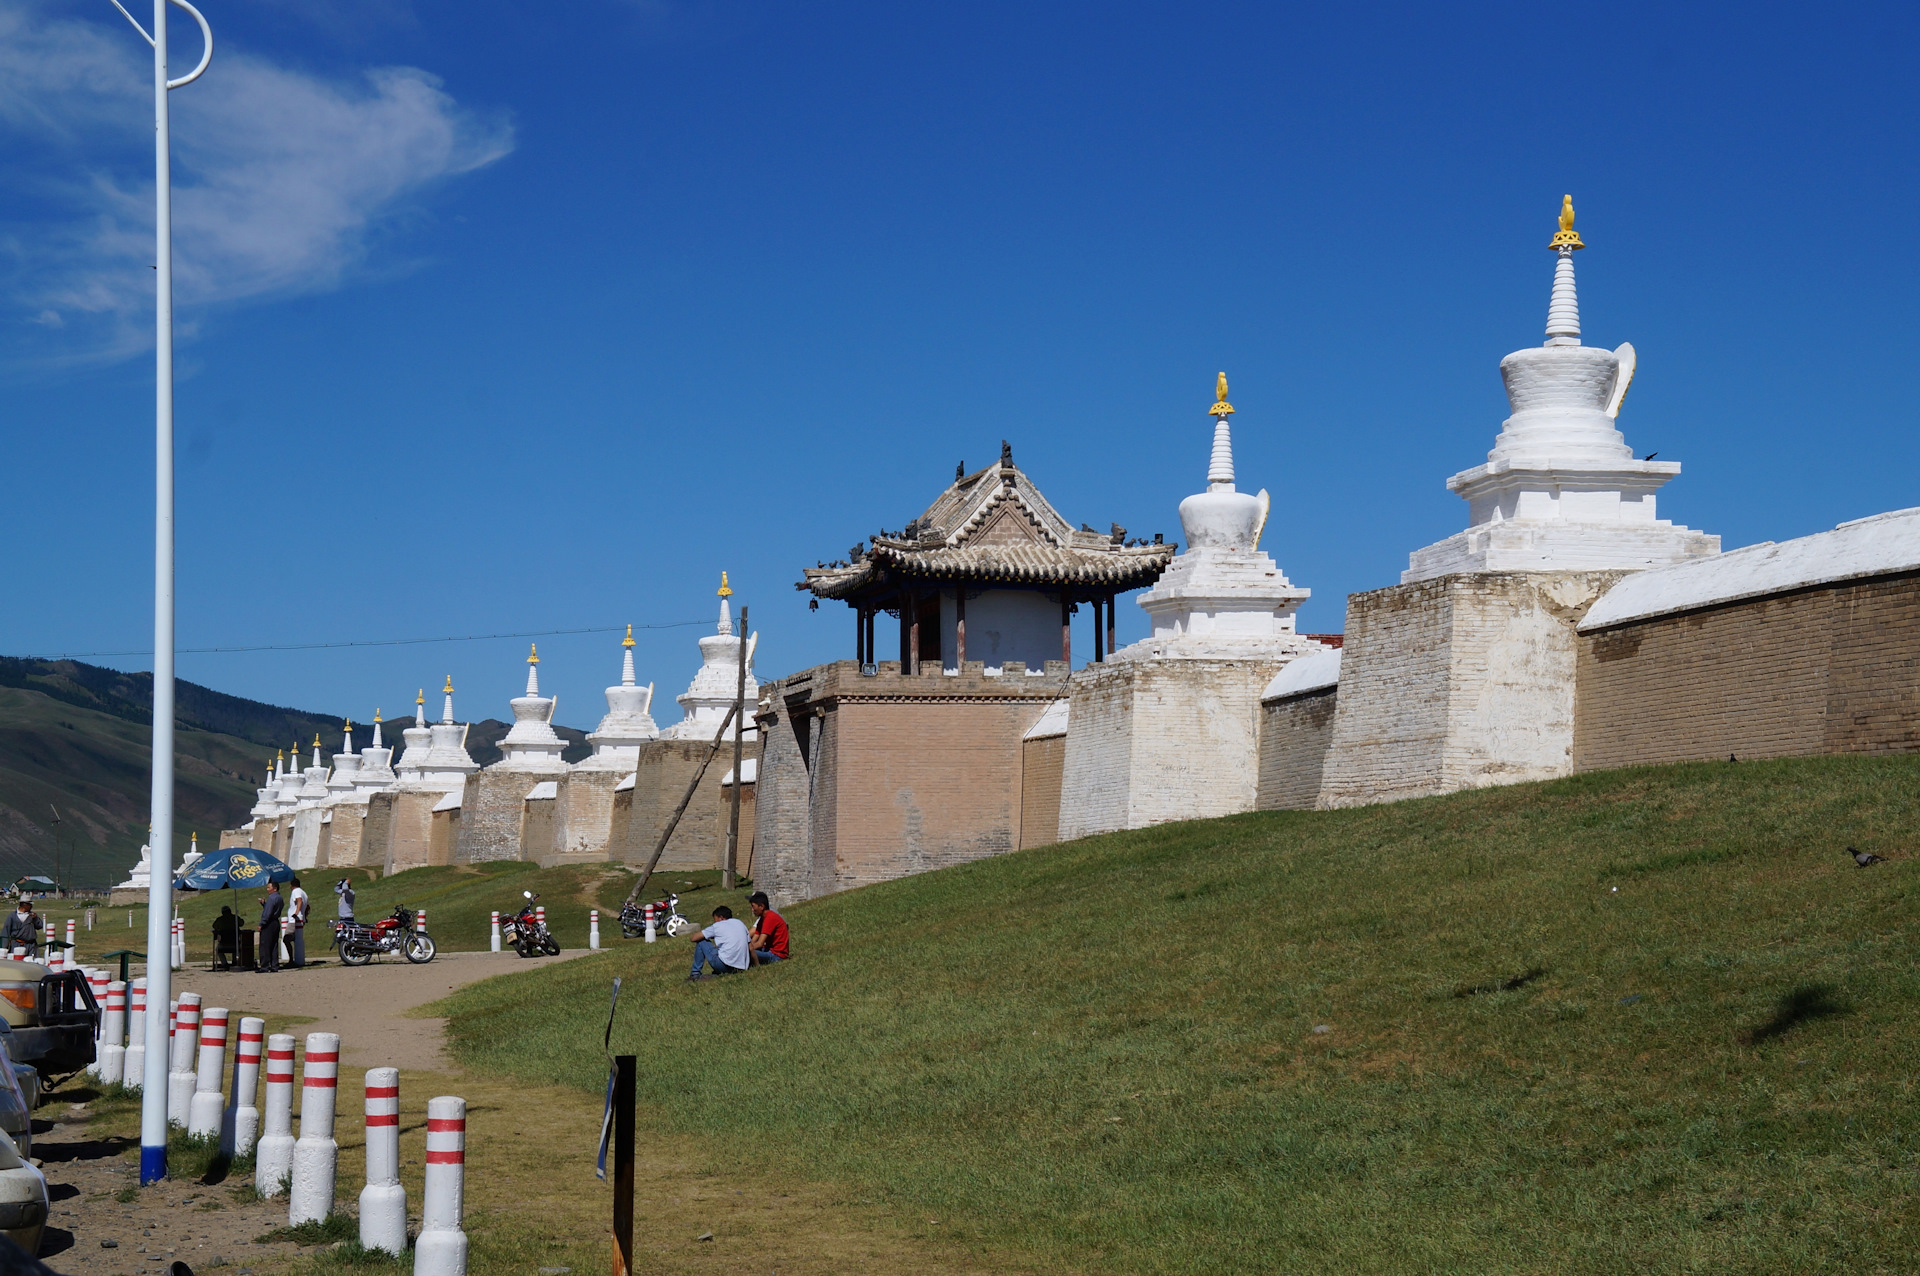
[555, 769, 623, 864]
[1059, 658, 1283, 837]
[522, 796, 558, 865]
[1257, 687, 1337, 810]
[1574, 570, 1920, 768]
[1320, 572, 1622, 807]
[456, 768, 563, 864]
[382, 790, 439, 873]
[324, 805, 365, 869]
[613, 737, 761, 872]
[1020, 735, 1065, 848]
[752, 681, 816, 906]
[360, 796, 394, 870]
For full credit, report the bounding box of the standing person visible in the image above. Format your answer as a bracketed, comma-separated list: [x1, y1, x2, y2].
[746, 891, 788, 965]
[684, 906, 751, 981]
[333, 878, 355, 923]
[1, 899, 40, 958]
[258, 881, 284, 974]
[287, 877, 310, 969]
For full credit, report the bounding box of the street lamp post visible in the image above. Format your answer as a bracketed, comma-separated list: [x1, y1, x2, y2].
[108, 0, 212, 1187]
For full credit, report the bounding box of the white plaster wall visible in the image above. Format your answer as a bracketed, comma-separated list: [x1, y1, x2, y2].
[939, 589, 1062, 672]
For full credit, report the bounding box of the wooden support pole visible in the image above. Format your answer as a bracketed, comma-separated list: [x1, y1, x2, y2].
[955, 590, 966, 666]
[854, 606, 864, 665]
[908, 588, 921, 676]
[865, 609, 875, 667]
[724, 605, 748, 891]
[1093, 598, 1104, 664]
[1106, 593, 1116, 659]
[1061, 598, 1071, 666]
[610, 1055, 635, 1276]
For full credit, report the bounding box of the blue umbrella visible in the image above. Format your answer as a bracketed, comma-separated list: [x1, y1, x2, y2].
[174, 847, 296, 891]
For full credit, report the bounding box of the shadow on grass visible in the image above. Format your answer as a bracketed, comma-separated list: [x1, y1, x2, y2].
[1454, 967, 1548, 998]
[1742, 983, 1850, 1046]
[257, 1213, 358, 1246]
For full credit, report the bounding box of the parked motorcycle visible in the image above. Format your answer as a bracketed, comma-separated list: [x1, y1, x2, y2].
[334, 905, 436, 966]
[618, 893, 690, 940]
[501, 891, 562, 958]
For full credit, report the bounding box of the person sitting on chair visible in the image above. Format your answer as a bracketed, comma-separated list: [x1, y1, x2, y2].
[684, 906, 751, 981]
[1, 900, 40, 959]
[210, 907, 241, 970]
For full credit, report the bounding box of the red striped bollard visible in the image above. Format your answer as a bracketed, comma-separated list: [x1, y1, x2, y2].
[289, 1031, 340, 1225]
[489, 911, 500, 952]
[589, 910, 601, 950]
[416, 908, 427, 934]
[225, 1016, 264, 1159]
[123, 979, 146, 1092]
[99, 981, 127, 1085]
[414, 1096, 468, 1276]
[63, 920, 76, 969]
[535, 905, 545, 928]
[644, 903, 656, 943]
[359, 1068, 405, 1255]
[41, 921, 54, 969]
[187, 1007, 229, 1137]
[167, 993, 201, 1127]
[255, 1033, 297, 1196]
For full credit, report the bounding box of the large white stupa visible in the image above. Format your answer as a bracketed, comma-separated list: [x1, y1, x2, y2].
[1114, 373, 1324, 662]
[393, 692, 433, 782]
[660, 576, 759, 740]
[493, 646, 571, 773]
[1405, 196, 1719, 580]
[577, 626, 660, 772]
[353, 712, 398, 792]
[418, 677, 480, 787]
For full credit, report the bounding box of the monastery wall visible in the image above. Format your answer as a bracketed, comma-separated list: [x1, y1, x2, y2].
[554, 770, 622, 865]
[1575, 569, 1920, 769]
[1319, 572, 1623, 807]
[613, 738, 761, 873]
[1019, 734, 1065, 849]
[752, 692, 815, 907]
[1257, 687, 1337, 810]
[325, 807, 366, 869]
[381, 790, 440, 874]
[457, 769, 557, 864]
[1059, 658, 1284, 838]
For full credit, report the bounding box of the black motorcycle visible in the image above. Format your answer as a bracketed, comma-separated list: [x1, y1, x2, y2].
[619, 893, 689, 939]
[334, 905, 436, 966]
[501, 890, 561, 958]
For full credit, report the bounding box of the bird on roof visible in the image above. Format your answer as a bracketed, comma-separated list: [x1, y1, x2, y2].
[1850, 846, 1885, 867]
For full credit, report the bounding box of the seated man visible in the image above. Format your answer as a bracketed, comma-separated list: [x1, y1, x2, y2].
[746, 891, 788, 965]
[210, 906, 241, 970]
[684, 906, 751, 981]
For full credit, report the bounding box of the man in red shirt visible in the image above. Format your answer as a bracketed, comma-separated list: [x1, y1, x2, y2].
[747, 891, 788, 965]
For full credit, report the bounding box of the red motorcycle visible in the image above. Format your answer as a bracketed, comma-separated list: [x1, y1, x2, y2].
[334, 905, 436, 965]
[501, 891, 561, 958]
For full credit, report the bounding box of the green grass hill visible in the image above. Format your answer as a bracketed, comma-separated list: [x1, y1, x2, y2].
[0, 656, 587, 889]
[432, 753, 1920, 1275]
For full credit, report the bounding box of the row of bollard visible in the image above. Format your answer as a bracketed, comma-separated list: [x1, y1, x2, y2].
[82, 972, 468, 1272]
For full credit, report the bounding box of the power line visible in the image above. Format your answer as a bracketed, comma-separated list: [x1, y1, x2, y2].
[50, 620, 711, 660]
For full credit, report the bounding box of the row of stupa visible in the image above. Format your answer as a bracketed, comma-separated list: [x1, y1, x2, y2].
[223, 585, 757, 873]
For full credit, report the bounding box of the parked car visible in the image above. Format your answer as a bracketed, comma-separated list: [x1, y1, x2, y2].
[0, 1034, 46, 1256]
[0, 963, 97, 1080]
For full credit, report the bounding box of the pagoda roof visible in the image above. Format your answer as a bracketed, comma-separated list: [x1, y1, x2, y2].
[799, 442, 1176, 602]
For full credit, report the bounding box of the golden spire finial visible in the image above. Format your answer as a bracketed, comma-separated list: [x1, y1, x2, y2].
[374, 708, 382, 723]
[622, 624, 635, 648]
[443, 675, 454, 694]
[343, 717, 352, 730]
[528, 643, 539, 665]
[1548, 193, 1585, 251]
[277, 749, 284, 762]
[313, 734, 321, 749]
[416, 689, 425, 705]
[1209, 371, 1234, 417]
[718, 571, 733, 598]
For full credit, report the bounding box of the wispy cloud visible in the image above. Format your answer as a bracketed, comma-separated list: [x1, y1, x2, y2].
[0, 0, 512, 366]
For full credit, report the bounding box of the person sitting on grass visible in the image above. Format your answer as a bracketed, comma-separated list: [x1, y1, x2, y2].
[211, 907, 241, 970]
[684, 905, 751, 981]
[747, 891, 788, 965]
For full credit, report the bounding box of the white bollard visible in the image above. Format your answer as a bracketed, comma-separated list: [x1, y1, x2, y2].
[644, 904, 656, 943]
[416, 908, 427, 934]
[589, 910, 600, 950]
[414, 1095, 468, 1276]
[535, 905, 545, 929]
[173, 918, 186, 970]
[359, 1068, 406, 1256]
[187, 1007, 228, 1138]
[41, 922, 55, 971]
[489, 912, 500, 952]
[123, 979, 146, 1092]
[224, 1016, 264, 1159]
[98, 981, 127, 1086]
[63, 920, 76, 968]
[288, 1032, 340, 1226]
[167, 993, 201, 1127]
[255, 1034, 297, 1196]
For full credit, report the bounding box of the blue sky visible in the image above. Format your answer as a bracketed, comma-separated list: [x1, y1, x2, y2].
[3, 0, 1916, 737]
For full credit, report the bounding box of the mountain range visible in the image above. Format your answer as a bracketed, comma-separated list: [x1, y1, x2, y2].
[0, 657, 589, 889]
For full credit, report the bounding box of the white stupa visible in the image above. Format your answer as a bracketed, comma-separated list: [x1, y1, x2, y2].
[353, 711, 398, 792]
[180, 831, 204, 873]
[1114, 373, 1324, 662]
[493, 645, 571, 773]
[577, 626, 660, 772]
[273, 747, 305, 814]
[248, 754, 280, 819]
[296, 737, 331, 802]
[325, 720, 362, 795]
[418, 676, 480, 787]
[393, 691, 434, 782]
[115, 829, 156, 890]
[660, 575, 759, 740]
[1405, 195, 1719, 580]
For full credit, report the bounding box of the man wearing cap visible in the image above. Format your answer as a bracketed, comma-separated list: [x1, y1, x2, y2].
[1, 899, 40, 958]
[746, 891, 788, 965]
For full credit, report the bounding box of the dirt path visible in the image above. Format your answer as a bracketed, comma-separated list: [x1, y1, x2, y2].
[36, 948, 596, 1274]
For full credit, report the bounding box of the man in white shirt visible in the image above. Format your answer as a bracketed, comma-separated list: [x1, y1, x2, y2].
[287, 877, 311, 969]
[685, 906, 751, 981]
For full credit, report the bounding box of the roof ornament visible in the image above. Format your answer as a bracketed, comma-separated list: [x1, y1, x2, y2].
[1545, 194, 1584, 346]
[1209, 370, 1234, 417]
[415, 688, 426, 727]
[718, 571, 732, 599]
[622, 623, 635, 648]
[528, 643, 539, 664]
[444, 675, 455, 693]
[1000, 439, 1012, 467]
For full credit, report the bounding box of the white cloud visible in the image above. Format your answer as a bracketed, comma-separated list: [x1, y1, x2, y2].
[0, 0, 513, 363]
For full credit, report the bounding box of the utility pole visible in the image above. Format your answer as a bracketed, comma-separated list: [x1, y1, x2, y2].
[107, 0, 212, 1188]
[723, 604, 748, 891]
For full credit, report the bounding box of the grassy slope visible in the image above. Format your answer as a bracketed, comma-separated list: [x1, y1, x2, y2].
[430, 754, 1920, 1275]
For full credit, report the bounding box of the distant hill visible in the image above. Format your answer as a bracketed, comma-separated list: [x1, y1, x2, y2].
[0, 657, 589, 890]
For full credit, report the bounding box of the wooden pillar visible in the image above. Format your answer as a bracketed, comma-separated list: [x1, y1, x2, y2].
[1061, 598, 1072, 667]
[854, 606, 865, 665]
[1093, 598, 1104, 664]
[899, 596, 911, 669]
[955, 590, 967, 666]
[1105, 593, 1116, 659]
[865, 609, 875, 667]
[908, 587, 920, 676]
